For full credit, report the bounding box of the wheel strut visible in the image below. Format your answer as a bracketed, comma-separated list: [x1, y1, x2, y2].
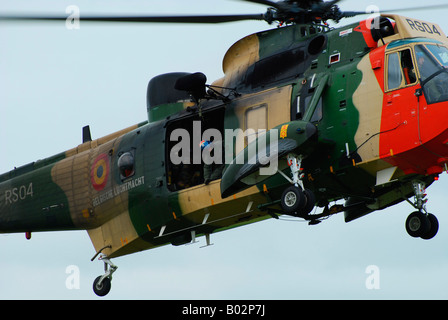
[278, 154, 315, 216]
[411, 180, 428, 213]
[91, 246, 117, 297]
[286, 153, 304, 190]
[405, 180, 438, 240]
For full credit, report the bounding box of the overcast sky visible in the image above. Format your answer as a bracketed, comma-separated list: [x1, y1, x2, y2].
[1, 0, 448, 300]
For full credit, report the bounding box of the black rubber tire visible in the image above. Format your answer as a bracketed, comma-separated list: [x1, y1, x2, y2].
[405, 211, 430, 238]
[281, 186, 305, 213]
[421, 213, 439, 240]
[301, 189, 316, 215]
[93, 276, 111, 297]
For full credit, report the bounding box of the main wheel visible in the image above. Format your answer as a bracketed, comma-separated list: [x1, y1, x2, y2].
[405, 211, 430, 238]
[93, 276, 111, 297]
[301, 189, 316, 215]
[281, 186, 305, 213]
[421, 213, 439, 240]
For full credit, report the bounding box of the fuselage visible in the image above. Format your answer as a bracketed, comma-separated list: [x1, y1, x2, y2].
[1, 14, 448, 258]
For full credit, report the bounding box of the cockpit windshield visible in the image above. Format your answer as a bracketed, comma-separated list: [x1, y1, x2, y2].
[426, 45, 448, 67]
[416, 44, 448, 104]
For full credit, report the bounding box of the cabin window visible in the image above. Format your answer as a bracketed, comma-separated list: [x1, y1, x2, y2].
[310, 97, 323, 122]
[246, 48, 306, 88]
[302, 95, 323, 122]
[386, 48, 417, 91]
[118, 152, 135, 180]
[293, 93, 322, 123]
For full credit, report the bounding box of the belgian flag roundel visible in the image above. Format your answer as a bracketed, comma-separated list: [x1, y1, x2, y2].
[91, 154, 109, 191]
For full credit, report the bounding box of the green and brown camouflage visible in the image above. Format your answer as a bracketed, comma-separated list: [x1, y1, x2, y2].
[2, 14, 448, 260]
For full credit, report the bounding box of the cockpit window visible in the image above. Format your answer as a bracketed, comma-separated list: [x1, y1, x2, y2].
[425, 44, 448, 67]
[416, 44, 448, 104]
[415, 45, 442, 81]
[387, 52, 402, 90]
[386, 48, 417, 91]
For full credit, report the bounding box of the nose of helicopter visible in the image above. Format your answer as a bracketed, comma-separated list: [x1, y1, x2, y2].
[407, 99, 448, 176]
[381, 96, 448, 176]
[417, 98, 448, 175]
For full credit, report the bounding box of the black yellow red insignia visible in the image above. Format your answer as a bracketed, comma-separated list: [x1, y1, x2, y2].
[91, 154, 109, 191]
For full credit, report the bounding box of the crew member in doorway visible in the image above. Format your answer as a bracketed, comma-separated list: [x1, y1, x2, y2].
[200, 139, 224, 185]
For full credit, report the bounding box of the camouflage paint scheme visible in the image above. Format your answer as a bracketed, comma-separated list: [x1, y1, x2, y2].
[1, 14, 448, 259]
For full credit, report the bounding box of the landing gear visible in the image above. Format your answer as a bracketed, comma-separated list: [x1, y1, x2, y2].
[421, 213, 439, 240]
[92, 256, 117, 297]
[93, 275, 111, 297]
[405, 181, 439, 240]
[405, 211, 430, 238]
[281, 185, 305, 213]
[91, 246, 117, 297]
[279, 154, 315, 216]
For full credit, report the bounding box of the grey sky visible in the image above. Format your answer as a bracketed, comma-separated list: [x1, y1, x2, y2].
[1, 0, 448, 300]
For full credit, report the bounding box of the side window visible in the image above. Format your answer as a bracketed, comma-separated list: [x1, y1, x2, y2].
[387, 48, 417, 91]
[118, 151, 135, 180]
[298, 95, 323, 123]
[387, 52, 403, 90]
[246, 48, 306, 88]
[400, 49, 417, 85]
[310, 97, 323, 123]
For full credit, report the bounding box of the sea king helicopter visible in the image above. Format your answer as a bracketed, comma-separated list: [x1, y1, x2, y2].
[1, 0, 448, 296]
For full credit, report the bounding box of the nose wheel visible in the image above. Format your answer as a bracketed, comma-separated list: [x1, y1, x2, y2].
[405, 181, 439, 239]
[405, 211, 439, 239]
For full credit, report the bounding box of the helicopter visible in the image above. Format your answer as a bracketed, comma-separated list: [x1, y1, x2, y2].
[1, 0, 448, 297]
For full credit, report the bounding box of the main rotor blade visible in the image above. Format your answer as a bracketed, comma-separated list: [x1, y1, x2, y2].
[0, 13, 266, 24]
[321, 0, 341, 9]
[380, 4, 448, 14]
[339, 11, 368, 18]
[240, 0, 283, 9]
[339, 3, 448, 20]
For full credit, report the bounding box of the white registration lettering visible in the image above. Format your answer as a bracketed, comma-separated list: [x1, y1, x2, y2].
[406, 19, 442, 36]
[4, 182, 33, 205]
